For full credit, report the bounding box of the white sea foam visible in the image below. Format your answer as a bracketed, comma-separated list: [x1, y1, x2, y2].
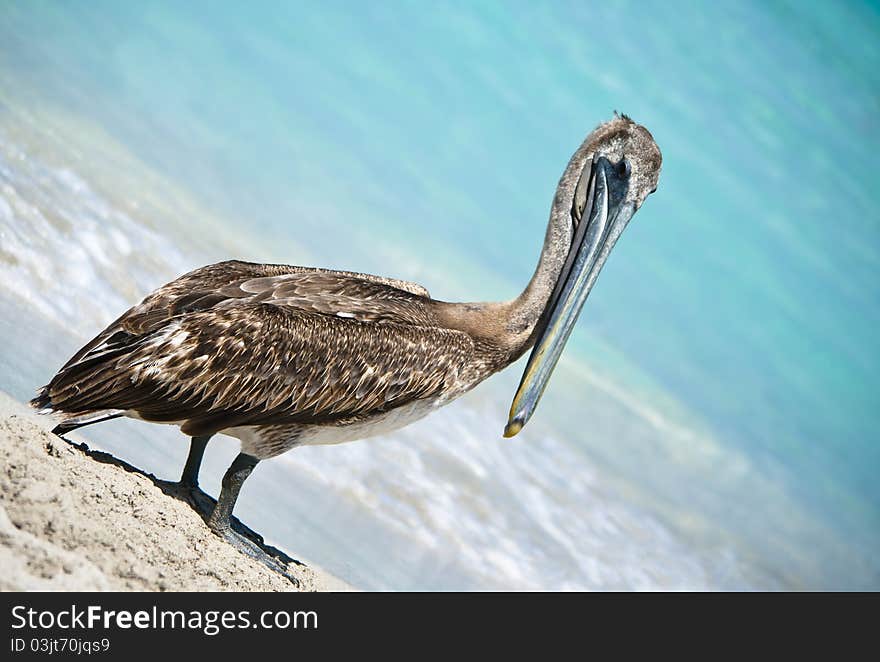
[0, 131, 194, 337]
[279, 391, 763, 590]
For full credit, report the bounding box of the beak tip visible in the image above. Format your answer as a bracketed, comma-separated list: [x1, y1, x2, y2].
[503, 419, 523, 438]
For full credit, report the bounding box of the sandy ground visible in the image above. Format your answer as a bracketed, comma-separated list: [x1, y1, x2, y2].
[0, 392, 349, 591]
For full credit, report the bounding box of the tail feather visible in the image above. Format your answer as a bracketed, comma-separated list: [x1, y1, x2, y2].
[30, 386, 52, 412]
[32, 382, 125, 436]
[50, 412, 124, 436]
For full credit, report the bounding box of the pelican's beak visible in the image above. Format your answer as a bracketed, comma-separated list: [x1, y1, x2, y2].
[504, 155, 636, 437]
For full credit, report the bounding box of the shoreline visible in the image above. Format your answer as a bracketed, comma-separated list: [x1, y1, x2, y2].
[0, 391, 350, 591]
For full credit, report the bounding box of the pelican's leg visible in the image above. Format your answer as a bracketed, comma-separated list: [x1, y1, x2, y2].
[180, 434, 212, 488]
[208, 452, 259, 533]
[177, 435, 217, 519]
[207, 453, 299, 585]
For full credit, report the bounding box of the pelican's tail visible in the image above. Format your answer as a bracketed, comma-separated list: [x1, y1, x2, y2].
[31, 385, 123, 436]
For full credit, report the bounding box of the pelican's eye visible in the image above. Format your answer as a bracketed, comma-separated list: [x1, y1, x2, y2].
[617, 158, 632, 178]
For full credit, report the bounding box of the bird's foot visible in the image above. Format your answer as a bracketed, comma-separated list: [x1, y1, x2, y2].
[159, 478, 305, 585]
[212, 525, 302, 587]
[158, 480, 218, 520]
[183, 484, 216, 520]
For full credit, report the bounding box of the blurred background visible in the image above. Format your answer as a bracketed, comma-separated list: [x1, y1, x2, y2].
[0, 0, 877, 589]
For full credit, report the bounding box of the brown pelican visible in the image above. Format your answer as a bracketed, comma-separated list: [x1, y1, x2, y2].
[32, 114, 661, 574]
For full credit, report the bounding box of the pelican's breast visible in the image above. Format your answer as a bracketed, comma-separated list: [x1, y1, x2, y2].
[224, 396, 451, 459]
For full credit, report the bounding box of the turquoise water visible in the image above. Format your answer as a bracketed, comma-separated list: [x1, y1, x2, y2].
[1, 1, 878, 589]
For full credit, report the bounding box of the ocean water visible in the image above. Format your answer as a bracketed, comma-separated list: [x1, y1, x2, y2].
[0, 0, 878, 589]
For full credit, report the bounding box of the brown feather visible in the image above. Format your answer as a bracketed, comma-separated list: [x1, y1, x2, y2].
[37, 261, 483, 438]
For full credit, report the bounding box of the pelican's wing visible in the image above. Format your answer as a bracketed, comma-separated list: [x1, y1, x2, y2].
[43, 303, 472, 435]
[53, 260, 432, 373]
[36, 263, 467, 436]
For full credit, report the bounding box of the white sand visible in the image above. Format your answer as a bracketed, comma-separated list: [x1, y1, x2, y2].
[0, 392, 349, 591]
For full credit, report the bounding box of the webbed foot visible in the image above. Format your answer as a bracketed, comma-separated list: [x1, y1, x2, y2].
[211, 522, 302, 587]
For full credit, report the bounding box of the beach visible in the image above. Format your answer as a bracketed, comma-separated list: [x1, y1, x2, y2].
[0, 392, 348, 591]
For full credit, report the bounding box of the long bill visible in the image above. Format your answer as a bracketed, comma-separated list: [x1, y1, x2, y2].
[504, 156, 636, 437]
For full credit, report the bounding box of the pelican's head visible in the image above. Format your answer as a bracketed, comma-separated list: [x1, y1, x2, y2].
[505, 114, 662, 437]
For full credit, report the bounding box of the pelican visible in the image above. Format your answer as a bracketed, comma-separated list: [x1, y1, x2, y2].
[32, 114, 661, 574]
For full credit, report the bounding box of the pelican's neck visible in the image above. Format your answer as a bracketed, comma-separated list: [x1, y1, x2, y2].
[432, 189, 575, 368]
[503, 205, 573, 355]
[432, 137, 594, 369]
[496, 138, 599, 363]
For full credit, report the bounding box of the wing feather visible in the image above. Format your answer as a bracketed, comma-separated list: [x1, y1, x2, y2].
[36, 260, 449, 430]
[68, 260, 430, 358]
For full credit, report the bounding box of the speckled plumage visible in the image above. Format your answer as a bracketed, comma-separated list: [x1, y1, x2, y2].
[33, 260, 509, 457]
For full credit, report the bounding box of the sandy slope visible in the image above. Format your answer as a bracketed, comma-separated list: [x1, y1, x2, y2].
[0, 392, 348, 591]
